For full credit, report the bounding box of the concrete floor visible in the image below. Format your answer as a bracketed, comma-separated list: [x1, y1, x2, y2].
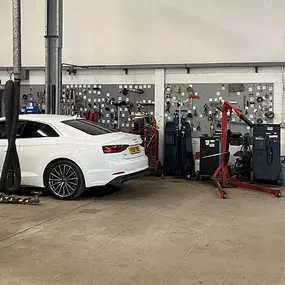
[0, 177, 285, 285]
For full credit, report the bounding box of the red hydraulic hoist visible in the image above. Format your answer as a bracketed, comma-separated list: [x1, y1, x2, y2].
[212, 101, 281, 199]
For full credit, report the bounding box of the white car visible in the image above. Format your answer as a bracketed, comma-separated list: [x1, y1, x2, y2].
[0, 114, 149, 200]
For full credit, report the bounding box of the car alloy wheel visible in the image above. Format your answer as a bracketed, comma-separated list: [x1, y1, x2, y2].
[46, 160, 85, 200]
[49, 164, 79, 198]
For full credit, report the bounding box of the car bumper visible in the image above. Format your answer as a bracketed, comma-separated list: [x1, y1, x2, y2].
[85, 155, 149, 187]
[107, 168, 149, 185]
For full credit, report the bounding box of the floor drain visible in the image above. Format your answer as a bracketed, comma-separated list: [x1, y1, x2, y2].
[79, 209, 101, 214]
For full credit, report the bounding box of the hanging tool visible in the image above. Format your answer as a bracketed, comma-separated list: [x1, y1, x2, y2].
[265, 111, 274, 119]
[212, 101, 281, 199]
[186, 86, 194, 96]
[257, 96, 263, 103]
[203, 103, 209, 115]
[196, 121, 201, 131]
[257, 118, 263, 124]
[164, 86, 172, 95]
[165, 101, 171, 113]
[188, 95, 200, 110]
[119, 87, 144, 95]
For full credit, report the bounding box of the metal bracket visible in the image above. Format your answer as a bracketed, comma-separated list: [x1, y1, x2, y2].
[44, 35, 58, 38]
[67, 65, 77, 76]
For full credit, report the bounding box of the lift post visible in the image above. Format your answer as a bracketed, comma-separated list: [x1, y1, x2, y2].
[0, 0, 42, 204]
[212, 101, 281, 199]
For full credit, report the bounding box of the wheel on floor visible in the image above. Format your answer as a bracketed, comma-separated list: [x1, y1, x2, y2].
[45, 159, 85, 200]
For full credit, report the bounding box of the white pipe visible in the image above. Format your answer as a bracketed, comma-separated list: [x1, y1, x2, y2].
[12, 0, 21, 80]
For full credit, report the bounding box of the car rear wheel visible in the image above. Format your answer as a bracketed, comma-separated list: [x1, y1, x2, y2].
[45, 160, 85, 200]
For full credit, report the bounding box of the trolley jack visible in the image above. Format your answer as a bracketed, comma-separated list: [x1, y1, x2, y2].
[0, 191, 41, 205]
[212, 101, 282, 199]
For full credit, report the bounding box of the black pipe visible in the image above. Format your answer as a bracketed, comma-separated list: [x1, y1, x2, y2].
[0, 80, 21, 194]
[240, 114, 254, 128]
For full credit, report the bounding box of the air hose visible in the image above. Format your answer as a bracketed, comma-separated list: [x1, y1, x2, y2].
[0, 80, 21, 194]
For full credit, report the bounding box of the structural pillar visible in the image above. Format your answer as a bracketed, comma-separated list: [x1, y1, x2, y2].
[154, 69, 165, 162]
[45, 0, 63, 114]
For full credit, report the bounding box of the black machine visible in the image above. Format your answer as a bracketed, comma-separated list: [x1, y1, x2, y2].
[231, 132, 252, 178]
[163, 121, 194, 177]
[251, 124, 281, 184]
[199, 136, 220, 178]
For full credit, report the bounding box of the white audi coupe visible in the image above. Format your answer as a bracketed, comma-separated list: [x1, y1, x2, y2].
[0, 115, 149, 199]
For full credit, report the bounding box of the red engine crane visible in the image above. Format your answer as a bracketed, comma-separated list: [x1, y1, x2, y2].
[212, 101, 281, 199]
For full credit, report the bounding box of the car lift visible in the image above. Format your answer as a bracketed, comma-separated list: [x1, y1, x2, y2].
[0, 1, 41, 205]
[212, 101, 282, 199]
[0, 191, 41, 205]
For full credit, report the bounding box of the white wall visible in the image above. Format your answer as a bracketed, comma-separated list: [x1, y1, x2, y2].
[0, 0, 45, 67]
[0, 66, 284, 158]
[1, 0, 285, 67]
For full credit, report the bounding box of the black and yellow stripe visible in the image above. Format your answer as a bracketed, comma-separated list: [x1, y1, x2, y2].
[0, 193, 40, 205]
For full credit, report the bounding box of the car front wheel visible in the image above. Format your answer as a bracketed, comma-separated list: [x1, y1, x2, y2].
[45, 160, 85, 200]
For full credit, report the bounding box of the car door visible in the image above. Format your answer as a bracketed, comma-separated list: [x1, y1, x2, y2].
[17, 120, 60, 187]
[0, 121, 23, 174]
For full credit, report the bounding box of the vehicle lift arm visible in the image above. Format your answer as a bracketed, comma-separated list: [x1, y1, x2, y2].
[212, 101, 281, 199]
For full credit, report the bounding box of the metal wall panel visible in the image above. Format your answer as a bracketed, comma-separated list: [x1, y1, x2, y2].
[18, 84, 154, 133]
[164, 83, 274, 138]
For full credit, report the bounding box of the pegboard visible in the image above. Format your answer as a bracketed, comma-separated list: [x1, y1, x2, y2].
[17, 84, 154, 133]
[20, 85, 46, 112]
[164, 83, 274, 138]
[62, 84, 155, 132]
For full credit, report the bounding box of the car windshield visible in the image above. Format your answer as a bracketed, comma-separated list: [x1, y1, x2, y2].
[62, 119, 115, 135]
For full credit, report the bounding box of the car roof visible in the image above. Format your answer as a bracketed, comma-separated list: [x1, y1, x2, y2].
[0, 114, 78, 124]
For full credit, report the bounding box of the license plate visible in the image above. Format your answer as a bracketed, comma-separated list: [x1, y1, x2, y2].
[128, 145, 141, 155]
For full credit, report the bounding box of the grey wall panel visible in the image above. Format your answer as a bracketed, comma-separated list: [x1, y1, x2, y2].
[19, 83, 274, 138]
[19, 84, 154, 134]
[164, 83, 274, 138]
[61, 84, 155, 133]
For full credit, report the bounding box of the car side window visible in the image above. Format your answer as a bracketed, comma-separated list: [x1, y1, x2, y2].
[20, 121, 59, 138]
[0, 121, 26, 139]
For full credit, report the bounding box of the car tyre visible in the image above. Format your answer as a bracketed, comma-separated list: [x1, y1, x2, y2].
[45, 160, 85, 200]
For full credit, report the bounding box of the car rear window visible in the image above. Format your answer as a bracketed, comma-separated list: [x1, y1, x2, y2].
[62, 119, 115, 135]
